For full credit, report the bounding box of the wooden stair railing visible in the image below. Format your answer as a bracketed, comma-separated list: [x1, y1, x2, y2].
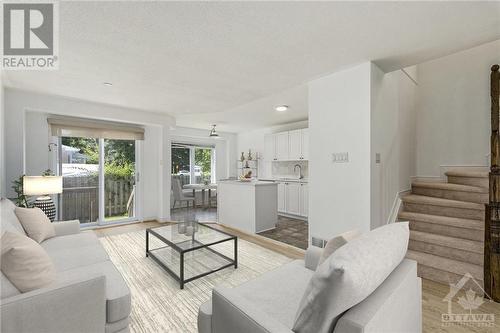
[486, 64, 500, 302]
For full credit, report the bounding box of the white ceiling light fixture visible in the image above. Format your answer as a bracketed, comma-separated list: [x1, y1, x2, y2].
[275, 105, 289, 112]
[209, 124, 219, 137]
[103, 82, 113, 86]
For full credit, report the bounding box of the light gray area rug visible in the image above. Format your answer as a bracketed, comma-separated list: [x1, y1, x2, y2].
[100, 230, 293, 333]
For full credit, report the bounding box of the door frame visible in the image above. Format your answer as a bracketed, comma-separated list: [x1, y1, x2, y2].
[54, 136, 142, 227]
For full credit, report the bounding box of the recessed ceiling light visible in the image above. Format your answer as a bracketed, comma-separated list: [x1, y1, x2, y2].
[103, 82, 113, 86]
[275, 105, 289, 112]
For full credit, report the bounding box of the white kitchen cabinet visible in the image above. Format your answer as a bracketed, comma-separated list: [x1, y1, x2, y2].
[276, 181, 308, 218]
[288, 129, 302, 160]
[301, 128, 309, 160]
[275, 132, 289, 161]
[277, 182, 286, 213]
[286, 182, 301, 215]
[300, 183, 308, 217]
[264, 134, 275, 161]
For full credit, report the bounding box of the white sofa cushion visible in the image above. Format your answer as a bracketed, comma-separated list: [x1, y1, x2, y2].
[58, 261, 131, 323]
[14, 207, 56, 243]
[0, 199, 26, 235]
[293, 222, 409, 333]
[230, 259, 314, 328]
[1, 271, 20, 298]
[318, 229, 362, 266]
[1, 231, 56, 292]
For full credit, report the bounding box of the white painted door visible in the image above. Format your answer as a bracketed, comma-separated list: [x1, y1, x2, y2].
[300, 183, 309, 217]
[301, 129, 309, 160]
[275, 132, 289, 161]
[277, 182, 286, 212]
[286, 182, 301, 215]
[264, 134, 275, 161]
[288, 129, 302, 160]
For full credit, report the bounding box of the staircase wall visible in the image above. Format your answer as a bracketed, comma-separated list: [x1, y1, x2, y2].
[415, 39, 500, 177]
[370, 65, 418, 228]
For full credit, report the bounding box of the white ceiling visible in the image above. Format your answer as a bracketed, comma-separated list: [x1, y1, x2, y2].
[3, 1, 500, 132]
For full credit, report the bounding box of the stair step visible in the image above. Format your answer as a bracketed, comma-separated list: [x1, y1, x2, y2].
[410, 230, 483, 254]
[445, 171, 489, 188]
[411, 181, 488, 203]
[409, 231, 483, 265]
[399, 212, 484, 241]
[402, 195, 484, 220]
[406, 250, 484, 293]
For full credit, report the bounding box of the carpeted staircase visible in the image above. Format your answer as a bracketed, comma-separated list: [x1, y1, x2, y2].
[398, 169, 488, 292]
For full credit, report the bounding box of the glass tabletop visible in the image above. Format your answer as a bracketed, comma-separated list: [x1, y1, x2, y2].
[147, 223, 235, 252]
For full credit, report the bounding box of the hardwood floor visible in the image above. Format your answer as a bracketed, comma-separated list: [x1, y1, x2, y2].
[93, 221, 500, 332]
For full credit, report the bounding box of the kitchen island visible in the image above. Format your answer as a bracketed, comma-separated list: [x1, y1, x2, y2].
[217, 180, 277, 234]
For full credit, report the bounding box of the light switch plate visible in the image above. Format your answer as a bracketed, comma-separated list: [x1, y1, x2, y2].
[375, 153, 381, 164]
[311, 236, 326, 248]
[332, 152, 349, 163]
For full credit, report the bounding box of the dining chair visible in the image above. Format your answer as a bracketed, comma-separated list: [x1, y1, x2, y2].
[172, 179, 195, 211]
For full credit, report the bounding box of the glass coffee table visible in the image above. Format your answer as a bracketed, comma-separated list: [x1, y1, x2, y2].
[146, 222, 237, 289]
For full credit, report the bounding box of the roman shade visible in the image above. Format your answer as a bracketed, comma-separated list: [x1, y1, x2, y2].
[48, 117, 145, 140]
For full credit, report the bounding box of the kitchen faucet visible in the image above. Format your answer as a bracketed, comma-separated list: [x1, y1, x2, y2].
[294, 164, 303, 179]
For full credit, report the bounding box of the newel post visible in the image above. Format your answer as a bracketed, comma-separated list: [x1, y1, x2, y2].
[486, 64, 500, 302]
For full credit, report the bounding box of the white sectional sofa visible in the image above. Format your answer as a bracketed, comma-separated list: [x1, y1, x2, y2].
[0, 198, 131, 333]
[198, 230, 422, 333]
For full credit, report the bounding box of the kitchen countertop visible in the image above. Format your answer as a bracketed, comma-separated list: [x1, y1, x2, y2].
[218, 180, 277, 186]
[258, 178, 308, 183]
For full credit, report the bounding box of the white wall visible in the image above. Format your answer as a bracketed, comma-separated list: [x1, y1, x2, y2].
[4, 89, 175, 222]
[0, 73, 4, 197]
[370, 65, 417, 229]
[416, 39, 500, 177]
[308, 63, 372, 241]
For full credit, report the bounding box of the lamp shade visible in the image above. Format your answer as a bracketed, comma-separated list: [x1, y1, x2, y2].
[23, 176, 63, 196]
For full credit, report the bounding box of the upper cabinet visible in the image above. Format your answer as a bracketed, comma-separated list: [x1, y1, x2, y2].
[301, 128, 309, 160]
[288, 129, 302, 160]
[275, 132, 289, 161]
[264, 128, 309, 161]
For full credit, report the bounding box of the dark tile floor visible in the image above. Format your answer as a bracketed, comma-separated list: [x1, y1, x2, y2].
[170, 207, 308, 249]
[258, 216, 309, 250]
[170, 207, 217, 222]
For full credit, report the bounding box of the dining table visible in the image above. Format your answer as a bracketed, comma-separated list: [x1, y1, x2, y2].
[182, 183, 217, 208]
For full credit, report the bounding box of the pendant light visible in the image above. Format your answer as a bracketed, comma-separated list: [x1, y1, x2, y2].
[209, 124, 219, 137]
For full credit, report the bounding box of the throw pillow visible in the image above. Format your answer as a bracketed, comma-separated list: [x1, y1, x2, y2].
[1, 231, 56, 292]
[14, 207, 56, 243]
[293, 222, 409, 333]
[317, 229, 362, 266]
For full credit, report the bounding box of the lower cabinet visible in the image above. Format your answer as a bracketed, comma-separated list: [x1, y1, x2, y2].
[277, 182, 286, 213]
[277, 181, 308, 217]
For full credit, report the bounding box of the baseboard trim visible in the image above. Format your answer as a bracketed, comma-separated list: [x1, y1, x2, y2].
[278, 212, 308, 221]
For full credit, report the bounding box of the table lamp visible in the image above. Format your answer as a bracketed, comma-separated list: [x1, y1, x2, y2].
[23, 176, 63, 222]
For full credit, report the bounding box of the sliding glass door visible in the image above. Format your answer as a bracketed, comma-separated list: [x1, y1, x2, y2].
[58, 136, 137, 226]
[58, 137, 100, 224]
[171, 143, 215, 186]
[104, 139, 136, 222]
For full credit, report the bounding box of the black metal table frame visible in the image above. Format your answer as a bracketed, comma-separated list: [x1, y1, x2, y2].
[146, 224, 237, 289]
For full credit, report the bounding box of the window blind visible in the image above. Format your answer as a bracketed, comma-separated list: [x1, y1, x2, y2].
[172, 142, 215, 149]
[48, 116, 145, 140]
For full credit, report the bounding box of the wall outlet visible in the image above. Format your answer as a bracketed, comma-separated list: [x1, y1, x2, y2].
[375, 153, 381, 164]
[332, 152, 349, 163]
